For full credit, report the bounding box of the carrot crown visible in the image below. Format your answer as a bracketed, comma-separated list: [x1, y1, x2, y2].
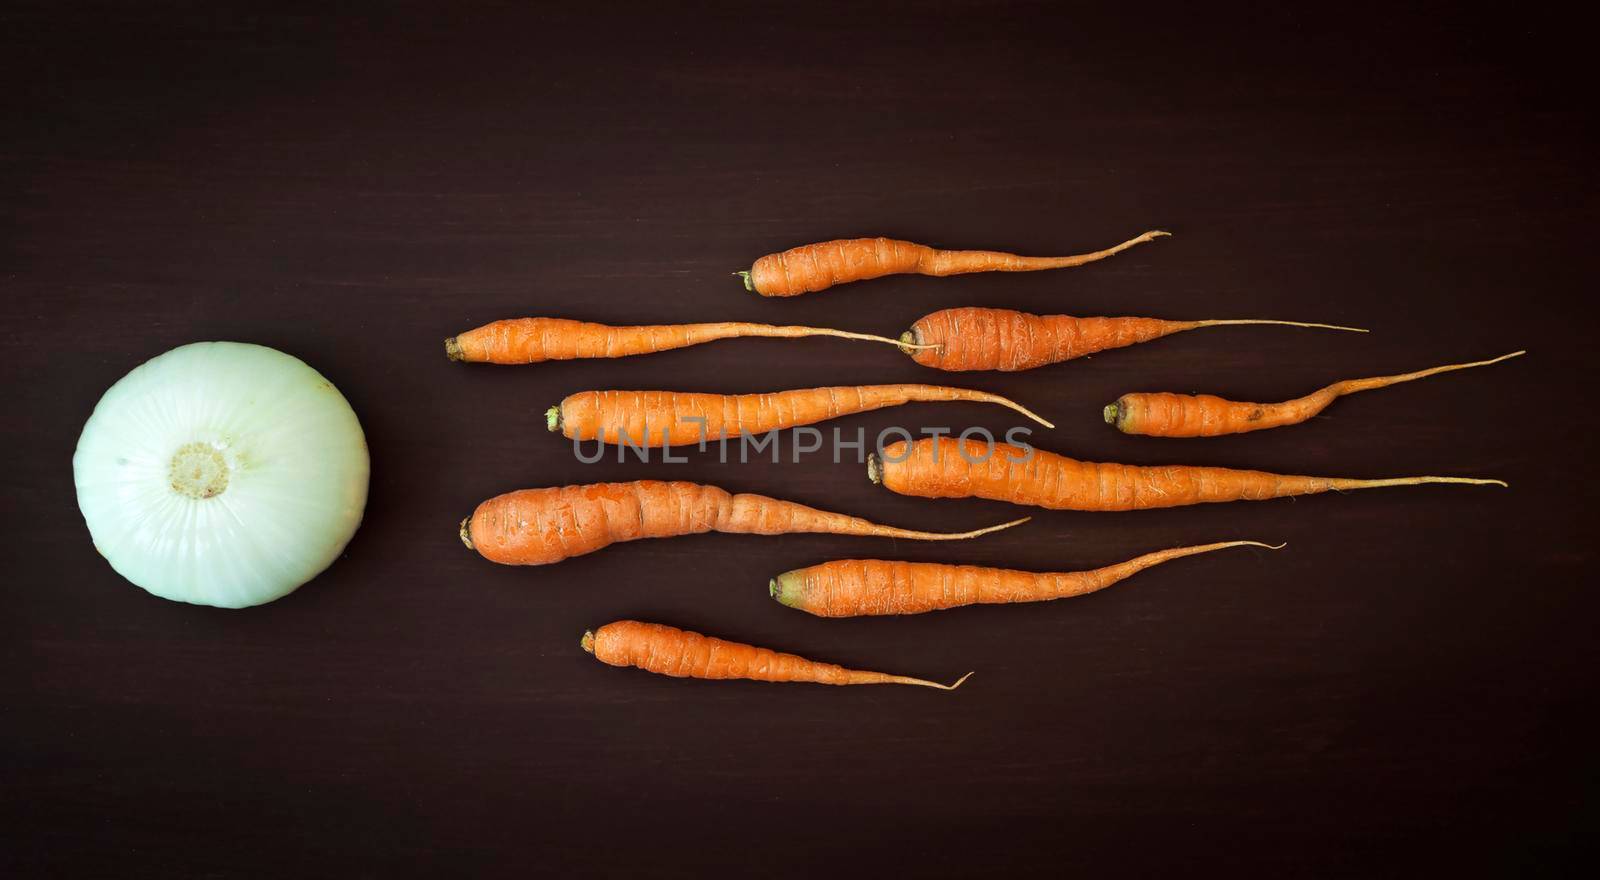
[769, 572, 805, 608]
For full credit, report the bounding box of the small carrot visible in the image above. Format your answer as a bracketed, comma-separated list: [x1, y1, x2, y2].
[1106, 351, 1526, 437]
[772, 540, 1281, 617]
[900, 307, 1366, 372]
[444, 317, 936, 364]
[869, 437, 1506, 511]
[462, 480, 1028, 566]
[739, 230, 1168, 296]
[550, 384, 1053, 447]
[581, 620, 972, 690]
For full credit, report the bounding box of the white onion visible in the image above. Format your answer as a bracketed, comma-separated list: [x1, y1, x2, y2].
[73, 342, 370, 608]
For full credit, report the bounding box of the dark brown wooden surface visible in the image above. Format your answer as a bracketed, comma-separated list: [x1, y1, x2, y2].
[3, 3, 1595, 876]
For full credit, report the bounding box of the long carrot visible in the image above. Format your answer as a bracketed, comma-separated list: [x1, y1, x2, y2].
[1107, 351, 1526, 437]
[550, 384, 1053, 446]
[869, 437, 1505, 510]
[444, 317, 935, 364]
[462, 480, 1028, 565]
[739, 230, 1168, 296]
[581, 620, 971, 690]
[772, 541, 1280, 617]
[900, 307, 1366, 372]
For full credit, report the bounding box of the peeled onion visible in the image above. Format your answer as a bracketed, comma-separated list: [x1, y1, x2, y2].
[73, 342, 370, 608]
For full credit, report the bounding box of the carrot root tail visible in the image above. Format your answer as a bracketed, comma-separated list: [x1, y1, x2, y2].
[892, 671, 975, 690]
[1195, 319, 1369, 333]
[1207, 540, 1287, 552]
[990, 396, 1054, 429]
[943, 671, 976, 691]
[444, 337, 464, 361]
[1343, 476, 1509, 490]
[803, 327, 941, 349]
[940, 517, 1031, 540]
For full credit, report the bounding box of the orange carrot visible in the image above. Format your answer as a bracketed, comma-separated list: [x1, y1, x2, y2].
[444, 317, 934, 364]
[581, 620, 971, 690]
[739, 230, 1168, 296]
[772, 541, 1280, 617]
[550, 384, 1053, 446]
[1107, 351, 1525, 437]
[462, 480, 1027, 565]
[869, 437, 1505, 511]
[901, 307, 1365, 372]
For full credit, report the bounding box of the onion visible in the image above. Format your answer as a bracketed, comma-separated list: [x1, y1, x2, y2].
[73, 342, 370, 608]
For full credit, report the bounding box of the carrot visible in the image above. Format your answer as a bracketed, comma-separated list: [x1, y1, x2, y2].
[581, 619, 971, 690]
[900, 307, 1366, 372]
[1107, 351, 1526, 437]
[772, 540, 1280, 617]
[444, 317, 936, 364]
[869, 437, 1506, 511]
[550, 384, 1053, 446]
[461, 480, 1028, 565]
[739, 230, 1168, 297]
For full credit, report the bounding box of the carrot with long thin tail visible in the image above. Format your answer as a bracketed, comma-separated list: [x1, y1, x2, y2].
[550, 384, 1052, 447]
[1106, 351, 1525, 437]
[900, 307, 1366, 372]
[740, 230, 1168, 296]
[445, 317, 936, 364]
[462, 480, 1027, 566]
[772, 541, 1281, 617]
[869, 437, 1506, 511]
[582, 620, 972, 690]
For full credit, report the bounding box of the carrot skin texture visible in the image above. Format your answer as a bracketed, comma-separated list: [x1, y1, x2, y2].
[870, 437, 1505, 511]
[772, 541, 1277, 616]
[582, 620, 968, 689]
[556, 384, 1052, 446]
[746, 231, 1167, 297]
[1108, 351, 1527, 437]
[446, 317, 911, 364]
[463, 480, 1026, 565]
[904, 308, 1363, 372]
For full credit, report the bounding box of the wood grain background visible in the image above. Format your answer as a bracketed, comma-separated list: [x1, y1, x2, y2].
[3, 2, 1595, 876]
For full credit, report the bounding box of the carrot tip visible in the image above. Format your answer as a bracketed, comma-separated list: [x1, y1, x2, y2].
[444, 336, 464, 361]
[945, 671, 975, 690]
[580, 630, 596, 654]
[458, 516, 474, 550]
